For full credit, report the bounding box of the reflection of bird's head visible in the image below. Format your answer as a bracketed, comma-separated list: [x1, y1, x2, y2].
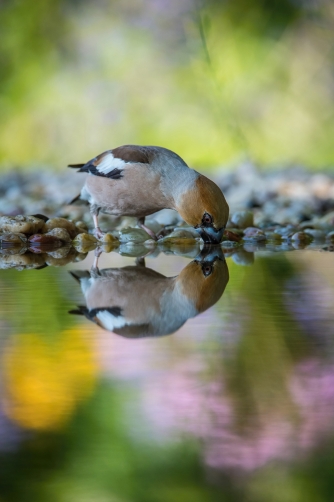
[176, 175, 229, 244]
[177, 246, 229, 313]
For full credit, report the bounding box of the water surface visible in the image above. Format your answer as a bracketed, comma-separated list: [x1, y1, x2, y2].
[0, 249, 333, 501]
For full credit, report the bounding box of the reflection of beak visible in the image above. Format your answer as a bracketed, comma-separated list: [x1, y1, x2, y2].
[195, 244, 225, 264]
[195, 227, 224, 244]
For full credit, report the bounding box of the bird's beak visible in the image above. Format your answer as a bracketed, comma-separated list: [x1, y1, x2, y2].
[195, 245, 225, 263]
[195, 226, 225, 244]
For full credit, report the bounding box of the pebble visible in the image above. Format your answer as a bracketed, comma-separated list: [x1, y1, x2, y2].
[264, 231, 282, 241]
[221, 240, 240, 248]
[243, 242, 266, 252]
[118, 227, 152, 243]
[272, 225, 296, 238]
[230, 210, 254, 229]
[290, 231, 313, 243]
[45, 228, 72, 243]
[232, 250, 254, 266]
[326, 231, 334, 242]
[0, 215, 45, 234]
[72, 233, 98, 253]
[0, 233, 27, 246]
[119, 243, 149, 257]
[223, 230, 242, 242]
[0, 252, 45, 270]
[46, 247, 81, 266]
[171, 246, 200, 259]
[43, 217, 80, 239]
[74, 220, 88, 232]
[159, 229, 198, 245]
[302, 229, 326, 240]
[161, 242, 200, 257]
[28, 234, 63, 246]
[148, 208, 181, 227]
[243, 227, 267, 241]
[100, 233, 120, 246]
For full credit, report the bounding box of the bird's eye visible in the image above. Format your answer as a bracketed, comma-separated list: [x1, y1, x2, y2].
[202, 264, 213, 277]
[202, 213, 212, 225]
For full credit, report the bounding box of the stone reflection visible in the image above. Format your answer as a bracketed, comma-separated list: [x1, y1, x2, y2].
[69, 247, 229, 338]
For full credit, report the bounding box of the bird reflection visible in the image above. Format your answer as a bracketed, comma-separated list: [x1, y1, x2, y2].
[69, 247, 229, 338]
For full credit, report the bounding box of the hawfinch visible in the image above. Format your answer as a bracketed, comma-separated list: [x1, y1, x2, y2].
[68, 145, 229, 243]
[69, 247, 229, 338]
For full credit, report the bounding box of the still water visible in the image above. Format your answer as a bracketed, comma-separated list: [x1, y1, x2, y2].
[0, 248, 334, 501]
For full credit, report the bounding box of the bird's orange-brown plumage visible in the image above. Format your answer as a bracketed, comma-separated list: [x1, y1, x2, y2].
[177, 175, 229, 230]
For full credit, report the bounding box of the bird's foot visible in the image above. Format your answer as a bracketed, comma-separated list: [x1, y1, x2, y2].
[138, 223, 157, 241]
[94, 227, 105, 240]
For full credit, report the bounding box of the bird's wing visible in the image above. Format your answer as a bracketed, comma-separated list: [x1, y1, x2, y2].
[68, 145, 151, 179]
[69, 306, 124, 330]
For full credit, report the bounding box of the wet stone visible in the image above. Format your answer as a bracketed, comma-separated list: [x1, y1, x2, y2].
[46, 247, 79, 266]
[221, 240, 240, 248]
[243, 242, 267, 252]
[28, 234, 63, 246]
[223, 230, 242, 242]
[119, 243, 149, 257]
[0, 215, 45, 234]
[160, 229, 198, 245]
[319, 211, 334, 228]
[43, 217, 79, 238]
[0, 245, 27, 256]
[243, 227, 267, 241]
[118, 227, 152, 244]
[160, 242, 200, 257]
[74, 221, 88, 232]
[290, 231, 313, 243]
[0, 252, 45, 270]
[171, 245, 200, 259]
[264, 231, 282, 241]
[45, 228, 72, 243]
[272, 226, 296, 238]
[230, 210, 254, 229]
[232, 249, 254, 266]
[101, 233, 120, 245]
[326, 231, 334, 242]
[302, 229, 326, 240]
[72, 233, 98, 253]
[0, 233, 27, 246]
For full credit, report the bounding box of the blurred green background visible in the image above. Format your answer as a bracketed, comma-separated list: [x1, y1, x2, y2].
[1, 0, 334, 170]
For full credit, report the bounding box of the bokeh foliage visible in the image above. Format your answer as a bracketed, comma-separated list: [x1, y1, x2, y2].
[0, 0, 333, 168]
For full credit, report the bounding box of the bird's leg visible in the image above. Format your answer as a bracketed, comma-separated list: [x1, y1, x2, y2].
[135, 257, 146, 267]
[137, 217, 157, 241]
[91, 206, 105, 239]
[92, 247, 102, 272]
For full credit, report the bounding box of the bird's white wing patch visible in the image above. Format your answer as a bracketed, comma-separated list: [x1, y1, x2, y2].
[96, 153, 126, 174]
[96, 310, 127, 331]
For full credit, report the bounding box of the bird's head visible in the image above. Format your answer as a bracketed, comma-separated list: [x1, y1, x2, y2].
[177, 246, 229, 313]
[176, 175, 229, 244]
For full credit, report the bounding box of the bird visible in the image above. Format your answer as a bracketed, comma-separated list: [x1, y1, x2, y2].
[69, 246, 229, 338]
[68, 145, 229, 243]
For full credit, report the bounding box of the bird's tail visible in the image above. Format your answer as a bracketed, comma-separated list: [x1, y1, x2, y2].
[68, 193, 82, 204]
[68, 163, 85, 168]
[69, 270, 91, 283]
[68, 305, 88, 316]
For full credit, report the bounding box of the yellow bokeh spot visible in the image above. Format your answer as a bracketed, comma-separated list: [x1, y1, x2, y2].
[3, 327, 97, 431]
